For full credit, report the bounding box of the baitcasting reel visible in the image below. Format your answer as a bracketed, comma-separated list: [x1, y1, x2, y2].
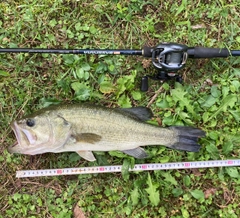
[141, 43, 189, 91]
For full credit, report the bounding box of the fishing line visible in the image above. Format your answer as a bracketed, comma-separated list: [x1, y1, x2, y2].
[16, 159, 240, 178]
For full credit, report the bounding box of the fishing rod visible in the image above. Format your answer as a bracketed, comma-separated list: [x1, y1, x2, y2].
[1, 43, 240, 91]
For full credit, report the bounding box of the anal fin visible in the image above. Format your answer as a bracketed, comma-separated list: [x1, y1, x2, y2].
[76, 151, 96, 161]
[122, 147, 148, 159]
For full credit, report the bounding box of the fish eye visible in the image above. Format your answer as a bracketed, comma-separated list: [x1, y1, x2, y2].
[26, 119, 35, 127]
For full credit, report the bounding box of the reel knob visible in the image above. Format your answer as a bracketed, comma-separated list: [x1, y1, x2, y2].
[140, 76, 148, 92]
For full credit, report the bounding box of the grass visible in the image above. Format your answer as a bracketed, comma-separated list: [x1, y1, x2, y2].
[1, 0, 240, 217]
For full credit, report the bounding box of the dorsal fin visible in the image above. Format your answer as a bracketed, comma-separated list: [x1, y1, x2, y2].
[115, 107, 153, 121]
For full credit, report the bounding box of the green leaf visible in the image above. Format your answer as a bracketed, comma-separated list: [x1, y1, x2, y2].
[84, 71, 90, 80]
[201, 95, 216, 108]
[116, 72, 136, 98]
[0, 70, 10, 77]
[68, 153, 81, 162]
[202, 112, 209, 123]
[162, 82, 170, 91]
[49, 19, 57, 27]
[99, 81, 115, 94]
[0, 156, 4, 162]
[108, 64, 115, 72]
[130, 187, 140, 206]
[236, 36, 240, 43]
[159, 156, 170, 163]
[145, 173, 160, 206]
[208, 131, 219, 140]
[71, 82, 81, 91]
[75, 66, 90, 80]
[39, 98, 62, 108]
[47, 33, 55, 42]
[222, 141, 233, 155]
[156, 99, 170, 108]
[178, 111, 194, 125]
[162, 172, 178, 186]
[117, 94, 131, 108]
[37, 198, 43, 207]
[183, 175, 191, 187]
[233, 68, 240, 76]
[131, 91, 142, 100]
[71, 82, 90, 101]
[81, 63, 91, 71]
[75, 22, 81, 31]
[162, 115, 175, 126]
[23, 194, 30, 202]
[229, 110, 240, 122]
[13, 193, 22, 201]
[77, 33, 84, 41]
[211, 86, 221, 98]
[89, 26, 97, 34]
[158, 207, 167, 217]
[206, 143, 219, 158]
[175, 0, 187, 16]
[75, 68, 84, 79]
[231, 80, 240, 91]
[171, 88, 196, 117]
[190, 189, 204, 200]
[181, 207, 190, 218]
[225, 167, 239, 178]
[222, 86, 229, 98]
[82, 25, 89, 31]
[209, 94, 238, 119]
[116, 82, 127, 98]
[117, 2, 122, 10]
[108, 151, 128, 158]
[172, 188, 183, 197]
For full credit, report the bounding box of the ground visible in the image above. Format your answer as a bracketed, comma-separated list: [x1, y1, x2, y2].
[0, 0, 240, 217]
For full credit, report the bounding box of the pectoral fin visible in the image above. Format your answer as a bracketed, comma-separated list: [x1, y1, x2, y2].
[76, 151, 96, 161]
[122, 147, 148, 159]
[74, 133, 102, 144]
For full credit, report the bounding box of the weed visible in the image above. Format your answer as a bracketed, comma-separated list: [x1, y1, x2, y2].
[1, 0, 240, 217]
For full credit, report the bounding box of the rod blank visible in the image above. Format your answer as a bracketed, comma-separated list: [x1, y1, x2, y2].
[0, 48, 143, 55]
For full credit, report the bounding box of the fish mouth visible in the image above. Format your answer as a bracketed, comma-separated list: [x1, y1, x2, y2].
[8, 121, 36, 154]
[8, 122, 21, 153]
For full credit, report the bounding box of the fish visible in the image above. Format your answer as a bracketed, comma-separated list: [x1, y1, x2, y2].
[8, 104, 205, 161]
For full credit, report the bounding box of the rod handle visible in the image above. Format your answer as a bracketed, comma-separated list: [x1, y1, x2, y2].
[187, 47, 230, 58]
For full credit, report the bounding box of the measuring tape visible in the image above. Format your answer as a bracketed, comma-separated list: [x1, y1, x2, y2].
[16, 159, 240, 178]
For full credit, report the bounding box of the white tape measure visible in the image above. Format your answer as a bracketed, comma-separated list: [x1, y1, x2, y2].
[16, 159, 240, 178]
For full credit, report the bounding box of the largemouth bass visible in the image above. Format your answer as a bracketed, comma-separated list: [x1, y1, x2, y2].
[8, 104, 205, 161]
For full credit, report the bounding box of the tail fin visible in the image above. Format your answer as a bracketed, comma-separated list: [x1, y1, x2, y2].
[170, 126, 205, 152]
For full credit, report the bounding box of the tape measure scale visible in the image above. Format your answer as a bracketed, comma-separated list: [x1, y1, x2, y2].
[15, 159, 240, 178]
